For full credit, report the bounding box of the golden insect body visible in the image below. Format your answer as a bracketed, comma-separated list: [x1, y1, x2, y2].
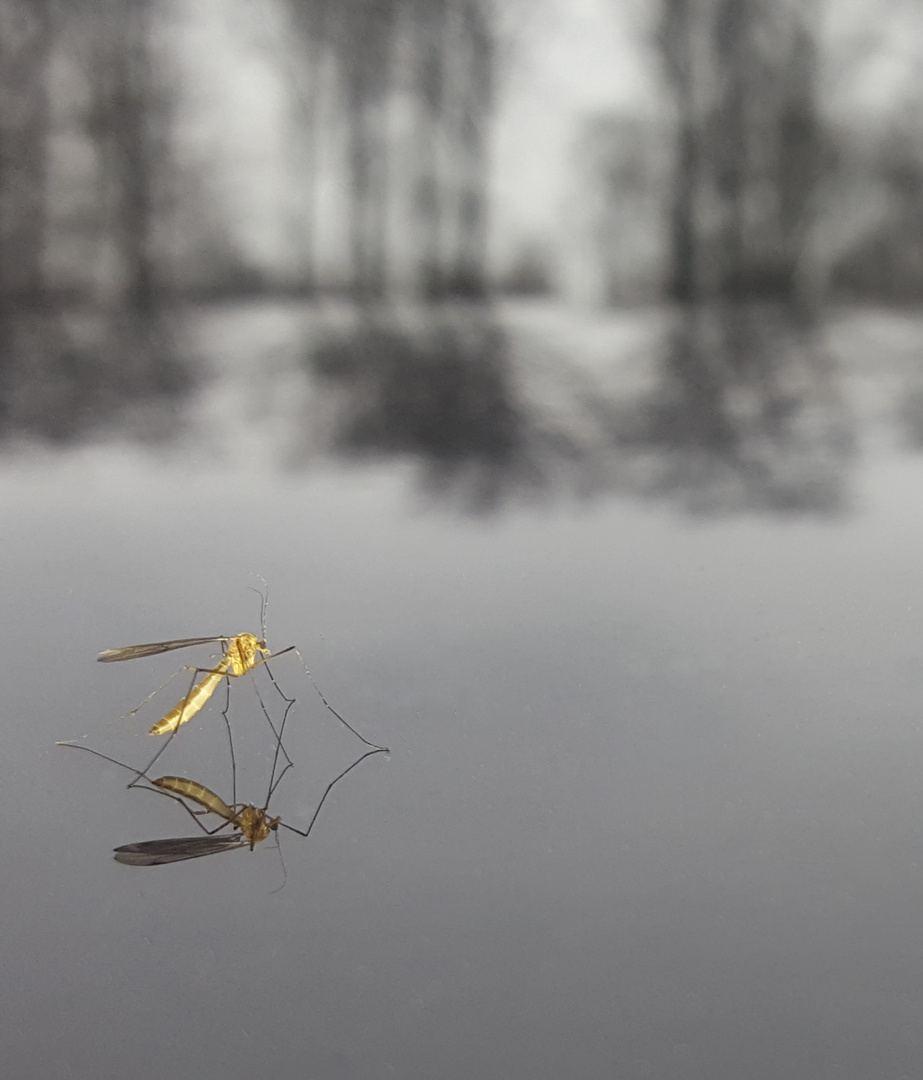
[151, 776, 281, 849]
[112, 774, 284, 866]
[58, 705, 388, 870]
[103, 752, 382, 865]
[99, 633, 271, 736]
[98, 630, 387, 752]
[151, 776, 238, 822]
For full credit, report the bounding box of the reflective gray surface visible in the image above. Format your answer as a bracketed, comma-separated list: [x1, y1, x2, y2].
[5, 302, 923, 1079]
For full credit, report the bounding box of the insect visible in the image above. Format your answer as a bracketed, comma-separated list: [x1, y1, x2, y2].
[99, 633, 285, 735]
[59, 698, 388, 869]
[111, 756, 383, 865]
[98, 632, 387, 752]
[113, 776, 280, 864]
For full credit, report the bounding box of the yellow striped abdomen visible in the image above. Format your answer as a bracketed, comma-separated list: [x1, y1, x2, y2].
[152, 776, 236, 822]
[148, 656, 232, 735]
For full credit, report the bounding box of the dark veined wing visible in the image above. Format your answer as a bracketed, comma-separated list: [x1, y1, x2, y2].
[113, 834, 248, 865]
[97, 638, 228, 663]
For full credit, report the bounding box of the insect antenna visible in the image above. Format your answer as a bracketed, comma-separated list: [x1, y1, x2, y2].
[249, 581, 386, 755]
[247, 578, 270, 644]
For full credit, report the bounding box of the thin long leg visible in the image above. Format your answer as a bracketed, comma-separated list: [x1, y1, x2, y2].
[265, 696, 297, 806]
[57, 741, 234, 836]
[280, 746, 388, 840]
[269, 830, 288, 894]
[220, 676, 237, 808]
[250, 664, 295, 774]
[118, 664, 193, 720]
[128, 666, 202, 784]
[260, 650, 298, 712]
[130, 782, 236, 836]
[256, 645, 389, 752]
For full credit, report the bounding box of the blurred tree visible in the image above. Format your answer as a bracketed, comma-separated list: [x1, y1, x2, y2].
[80, 0, 176, 311]
[657, 0, 701, 302]
[0, 0, 53, 305]
[449, 0, 493, 297]
[830, 120, 923, 301]
[273, 0, 329, 293]
[278, 0, 497, 300]
[336, 0, 396, 299]
[655, 0, 823, 306]
[574, 112, 668, 303]
[410, 0, 451, 298]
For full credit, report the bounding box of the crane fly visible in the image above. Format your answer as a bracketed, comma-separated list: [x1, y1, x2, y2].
[98, 633, 282, 735]
[98, 630, 304, 783]
[98, 632, 387, 752]
[112, 776, 280, 864]
[111, 749, 383, 866]
[58, 694, 388, 872]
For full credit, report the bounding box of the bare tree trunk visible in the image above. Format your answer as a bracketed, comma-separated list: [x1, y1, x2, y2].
[332, 0, 393, 300]
[776, 7, 821, 309]
[658, 0, 701, 303]
[713, 0, 749, 297]
[449, 0, 492, 298]
[283, 0, 331, 293]
[86, 0, 173, 312]
[412, 0, 449, 298]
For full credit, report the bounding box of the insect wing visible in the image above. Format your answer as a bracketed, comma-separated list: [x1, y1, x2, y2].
[113, 834, 248, 865]
[97, 638, 227, 663]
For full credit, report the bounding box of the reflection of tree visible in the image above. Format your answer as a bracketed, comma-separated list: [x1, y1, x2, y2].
[638, 2, 846, 511]
[590, 304, 854, 514]
[297, 311, 592, 512]
[292, 304, 852, 516]
[0, 309, 192, 443]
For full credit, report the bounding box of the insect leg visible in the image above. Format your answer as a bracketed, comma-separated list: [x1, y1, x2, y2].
[130, 665, 202, 782]
[255, 645, 389, 753]
[249, 665, 295, 775]
[57, 741, 234, 836]
[278, 746, 388, 841]
[117, 664, 193, 721]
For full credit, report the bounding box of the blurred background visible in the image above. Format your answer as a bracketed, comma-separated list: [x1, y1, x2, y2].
[6, 0, 922, 308]
[5, 1, 923, 1078]
[0, 0, 919, 499]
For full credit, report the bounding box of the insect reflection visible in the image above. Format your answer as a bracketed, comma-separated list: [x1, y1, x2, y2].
[59, 696, 388, 870]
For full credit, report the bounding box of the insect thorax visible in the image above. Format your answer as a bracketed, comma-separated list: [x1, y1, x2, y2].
[237, 805, 275, 846]
[226, 633, 268, 676]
